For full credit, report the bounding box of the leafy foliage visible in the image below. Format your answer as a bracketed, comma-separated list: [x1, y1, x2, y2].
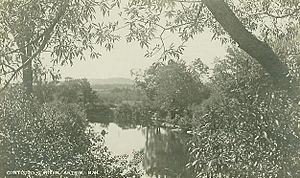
[34, 79, 97, 107]
[133, 59, 210, 123]
[187, 48, 300, 177]
[123, 0, 300, 58]
[0, 86, 142, 177]
[33, 79, 117, 123]
[56, 79, 97, 106]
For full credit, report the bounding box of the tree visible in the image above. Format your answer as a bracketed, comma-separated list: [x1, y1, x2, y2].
[202, 0, 290, 85]
[32, 78, 99, 114]
[2, 0, 299, 95]
[122, 1, 300, 175]
[123, 0, 300, 91]
[133, 60, 209, 120]
[0, 0, 120, 93]
[56, 79, 97, 105]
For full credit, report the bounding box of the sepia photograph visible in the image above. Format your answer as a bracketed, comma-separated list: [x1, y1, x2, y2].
[0, 0, 300, 177]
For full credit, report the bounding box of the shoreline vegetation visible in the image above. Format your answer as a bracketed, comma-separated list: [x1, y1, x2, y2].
[1, 0, 300, 177]
[1, 51, 300, 177]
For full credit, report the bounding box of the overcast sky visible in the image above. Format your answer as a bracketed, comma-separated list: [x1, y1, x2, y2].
[59, 30, 227, 79]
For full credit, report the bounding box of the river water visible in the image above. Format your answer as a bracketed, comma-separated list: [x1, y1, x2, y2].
[91, 122, 194, 178]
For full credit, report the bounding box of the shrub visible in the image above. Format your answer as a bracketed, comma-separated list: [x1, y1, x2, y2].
[0, 87, 142, 177]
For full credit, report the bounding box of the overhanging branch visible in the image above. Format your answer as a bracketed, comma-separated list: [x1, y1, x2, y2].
[202, 0, 290, 87]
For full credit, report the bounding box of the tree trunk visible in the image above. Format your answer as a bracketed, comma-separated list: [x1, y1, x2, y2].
[21, 43, 33, 94]
[202, 0, 290, 88]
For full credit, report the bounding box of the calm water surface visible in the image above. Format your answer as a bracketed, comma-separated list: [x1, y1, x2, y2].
[91, 122, 194, 178]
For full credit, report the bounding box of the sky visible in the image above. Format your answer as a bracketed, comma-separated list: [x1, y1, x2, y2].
[59, 31, 227, 79]
[56, 1, 229, 80]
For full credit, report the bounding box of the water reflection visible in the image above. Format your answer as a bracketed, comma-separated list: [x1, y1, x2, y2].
[91, 123, 194, 178]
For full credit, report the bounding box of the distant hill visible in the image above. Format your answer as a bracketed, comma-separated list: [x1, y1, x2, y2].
[88, 78, 134, 86]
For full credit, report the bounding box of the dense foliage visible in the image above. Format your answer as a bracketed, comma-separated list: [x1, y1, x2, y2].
[33, 78, 115, 123]
[133, 59, 209, 124]
[1, 0, 300, 177]
[187, 48, 300, 177]
[127, 1, 300, 175]
[91, 83, 152, 126]
[34, 79, 96, 104]
[122, 1, 300, 85]
[0, 87, 142, 177]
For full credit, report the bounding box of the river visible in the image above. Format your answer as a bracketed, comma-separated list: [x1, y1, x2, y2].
[91, 122, 194, 178]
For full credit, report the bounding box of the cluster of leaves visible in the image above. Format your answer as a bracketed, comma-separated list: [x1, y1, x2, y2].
[187, 48, 300, 177]
[0, 86, 142, 177]
[115, 150, 145, 177]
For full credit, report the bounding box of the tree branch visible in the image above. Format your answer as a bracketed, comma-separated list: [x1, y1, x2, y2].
[1, 62, 16, 73]
[0, 2, 68, 93]
[202, 0, 290, 88]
